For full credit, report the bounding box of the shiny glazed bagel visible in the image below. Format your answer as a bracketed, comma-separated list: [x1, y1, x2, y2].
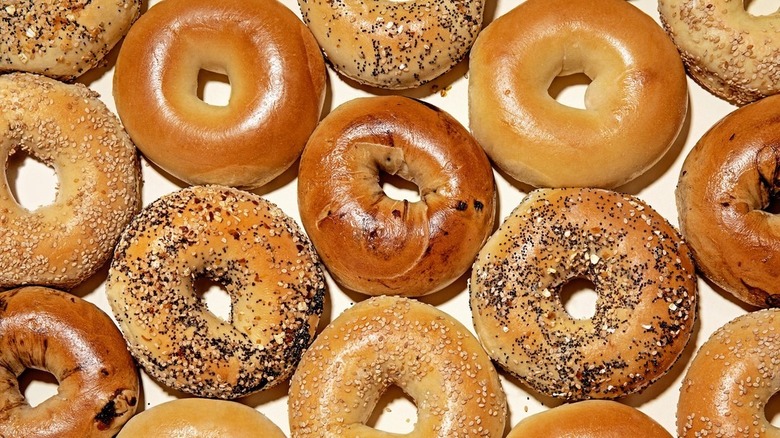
[288, 296, 507, 437]
[676, 94, 780, 308]
[113, 0, 326, 189]
[659, 0, 780, 105]
[106, 185, 326, 399]
[678, 309, 780, 437]
[298, 96, 496, 297]
[471, 188, 697, 400]
[0, 286, 139, 438]
[118, 398, 285, 438]
[0, 1, 140, 80]
[0, 73, 141, 290]
[469, 0, 687, 188]
[507, 400, 672, 438]
[298, 0, 484, 89]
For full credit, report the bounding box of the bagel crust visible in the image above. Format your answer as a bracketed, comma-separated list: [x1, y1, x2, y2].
[676, 94, 780, 308]
[113, 0, 326, 189]
[507, 400, 672, 438]
[298, 96, 496, 297]
[678, 309, 780, 437]
[469, 0, 687, 188]
[118, 399, 285, 438]
[471, 188, 697, 400]
[659, 0, 780, 105]
[106, 186, 326, 399]
[0, 286, 139, 438]
[289, 296, 507, 437]
[0, 73, 141, 290]
[0, 0, 140, 80]
[298, 0, 484, 89]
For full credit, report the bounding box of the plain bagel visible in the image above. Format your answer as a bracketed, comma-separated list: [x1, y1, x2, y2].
[113, 0, 326, 189]
[118, 398, 285, 438]
[469, 0, 687, 188]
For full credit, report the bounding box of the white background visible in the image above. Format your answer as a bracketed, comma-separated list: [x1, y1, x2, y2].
[14, 0, 776, 435]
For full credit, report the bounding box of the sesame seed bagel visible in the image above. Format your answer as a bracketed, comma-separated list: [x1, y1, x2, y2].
[507, 400, 672, 438]
[118, 399, 285, 438]
[106, 185, 326, 399]
[0, 286, 139, 438]
[0, 1, 140, 80]
[0, 73, 141, 290]
[678, 309, 780, 437]
[288, 295, 507, 437]
[470, 188, 697, 400]
[469, 0, 687, 188]
[113, 0, 326, 189]
[676, 94, 780, 308]
[298, 0, 484, 89]
[659, 0, 780, 105]
[297, 96, 496, 297]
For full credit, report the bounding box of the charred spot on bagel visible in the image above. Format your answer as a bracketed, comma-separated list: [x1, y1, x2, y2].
[94, 400, 119, 431]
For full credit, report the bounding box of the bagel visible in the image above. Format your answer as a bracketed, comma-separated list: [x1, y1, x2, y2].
[113, 0, 326, 189]
[298, 0, 484, 89]
[118, 398, 285, 438]
[469, 0, 687, 188]
[288, 295, 507, 437]
[0, 286, 139, 438]
[471, 188, 697, 400]
[507, 400, 672, 438]
[659, 0, 780, 105]
[676, 94, 780, 308]
[298, 96, 495, 297]
[106, 185, 326, 399]
[0, 72, 141, 290]
[678, 309, 780, 437]
[0, 1, 140, 80]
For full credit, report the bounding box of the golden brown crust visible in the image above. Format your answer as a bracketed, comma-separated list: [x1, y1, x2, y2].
[288, 296, 507, 437]
[508, 400, 672, 438]
[677, 309, 780, 437]
[0, 0, 140, 80]
[0, 72, 141, 290]
[118, 399, 285, 437]
[113, 0, 326, 189]
[106, 185, 326, 399]
[471, 188, 697, 400]
[298, 96, 496, 297]
[0, 286, 139, 438]
[298, 0, 484, 89]
[658, 0, 780, 106]
[676, 94, 780, 308]
[469, 0, 687, 188]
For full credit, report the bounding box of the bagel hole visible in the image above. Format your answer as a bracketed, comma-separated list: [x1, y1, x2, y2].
[366, 385, 418, 433]
[197, 69, 231, 107]
[744, 0, 779, 16]
[764, 194, 780, 214]
[6, 150, 58, 210]
[767, 391, 780, 427]
[548, 73, 591, 110]
[18, 368, 59, 408]
[193, 276, 232, 322]
[559, 277, 599, 320]
[380, 172, 421, 203]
